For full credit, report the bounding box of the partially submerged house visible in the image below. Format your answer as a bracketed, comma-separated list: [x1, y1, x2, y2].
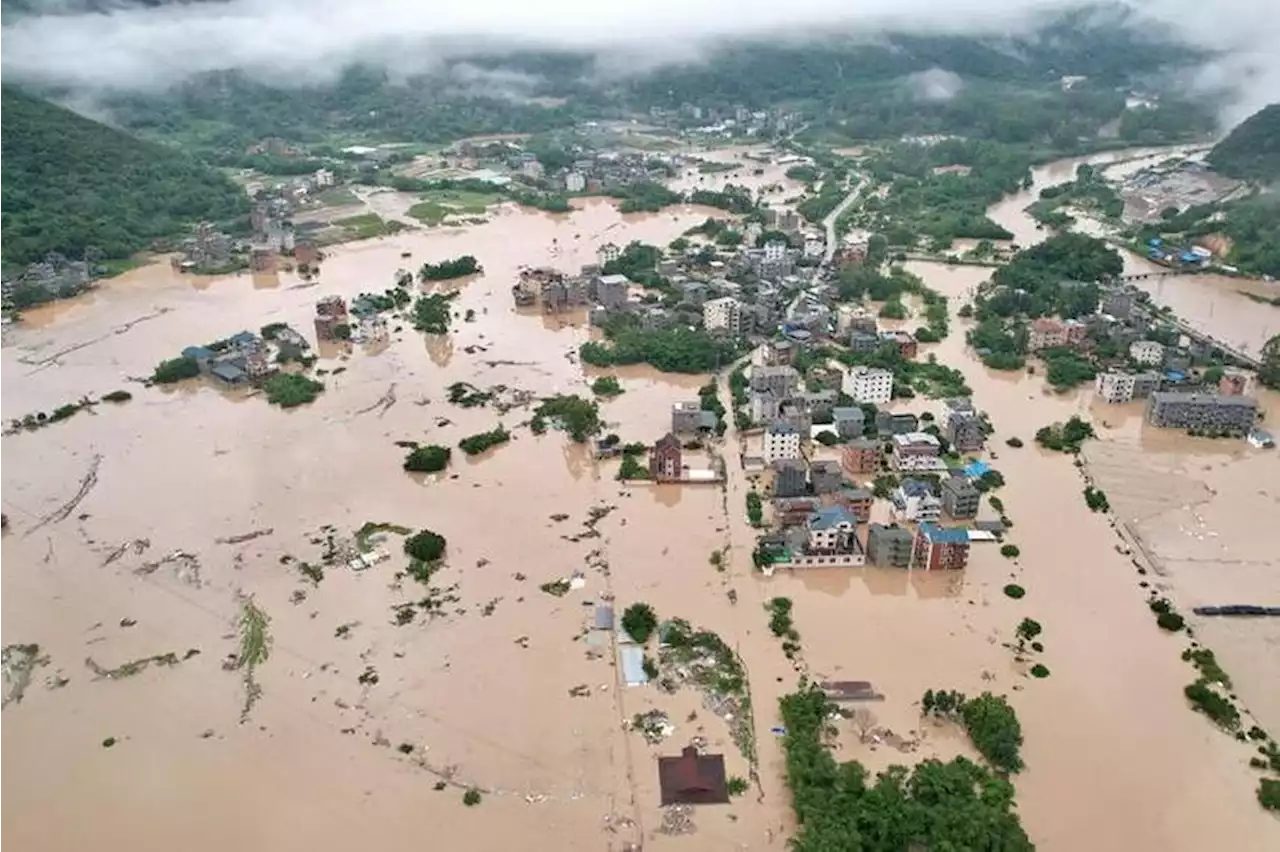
[658, 746, 729, 805]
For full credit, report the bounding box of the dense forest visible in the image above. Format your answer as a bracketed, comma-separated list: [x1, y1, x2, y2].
[1207, 104, 1280, 182]
[1, 86, 248, 267]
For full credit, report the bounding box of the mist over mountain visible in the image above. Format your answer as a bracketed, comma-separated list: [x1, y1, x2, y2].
[1, 0, 1275, 128]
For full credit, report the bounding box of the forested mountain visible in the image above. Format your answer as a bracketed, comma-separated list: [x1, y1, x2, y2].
[1, 86, 248, 267]
[1207, 104, 1280, 182]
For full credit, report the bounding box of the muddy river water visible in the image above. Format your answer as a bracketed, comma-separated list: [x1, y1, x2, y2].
[2, 149, 1278, 851]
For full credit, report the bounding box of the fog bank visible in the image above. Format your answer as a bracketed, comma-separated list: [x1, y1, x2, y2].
[1, 0, 1276, 124]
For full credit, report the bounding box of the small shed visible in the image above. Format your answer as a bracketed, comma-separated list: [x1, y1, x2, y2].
[619, 646, 648, 687]
[593, 604, 615, 630]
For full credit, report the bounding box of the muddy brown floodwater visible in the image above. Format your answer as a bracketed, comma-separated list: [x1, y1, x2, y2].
[3, 150, 1278, 851]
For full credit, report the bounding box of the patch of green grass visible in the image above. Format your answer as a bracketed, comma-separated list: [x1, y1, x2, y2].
[333, 212, 408, 240]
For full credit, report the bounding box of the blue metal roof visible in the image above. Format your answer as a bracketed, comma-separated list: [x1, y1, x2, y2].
[808, 505, 856, 530]
[182, 345, 213, 360]
[899, 478, 936, 498]
[963, 460, 991, 478]
[227, 330, 259, 347]
[210, 362, 247, 383]
[919, 523, 969, 544]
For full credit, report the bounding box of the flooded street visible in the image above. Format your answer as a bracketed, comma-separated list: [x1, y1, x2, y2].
[3, 149, 1278, 850]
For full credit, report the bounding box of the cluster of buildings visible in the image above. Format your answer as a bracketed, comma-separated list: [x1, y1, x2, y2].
[749, 367, 994, 572]
[313, 294, 389, 344]
[179, 328, 306, 386]
[1, 252, 96, 308]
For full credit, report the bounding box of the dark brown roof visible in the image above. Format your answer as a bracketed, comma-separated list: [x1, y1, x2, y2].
[653, 432, 682, 453]
[657, 746, 729, 806]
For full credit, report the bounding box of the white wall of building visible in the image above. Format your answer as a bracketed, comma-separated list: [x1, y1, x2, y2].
[842, 367, 893, 404]
[763, 427, 800, 464]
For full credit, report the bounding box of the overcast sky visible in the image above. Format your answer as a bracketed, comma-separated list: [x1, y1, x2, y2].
[1, 0, 1275, 123]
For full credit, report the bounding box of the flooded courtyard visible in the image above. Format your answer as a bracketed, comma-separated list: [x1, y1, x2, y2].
[3, 150, 1279, 850]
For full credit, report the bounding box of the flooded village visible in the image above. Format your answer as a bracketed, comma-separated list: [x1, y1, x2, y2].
[3, 129, 1279, 852]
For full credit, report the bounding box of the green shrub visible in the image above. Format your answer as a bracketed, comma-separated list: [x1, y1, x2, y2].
[1184, 681, 1241, 731]
[1259, 778, 1280, 811]
[102, 390, 133, 403]
[404, 444, 451, 473]
[727, 776, 750, 796]
[1030, 664, 1050, 678]
[151, 355, 200, 384]
[1003, 584, 1026, 599]
[591, 375, 624, 397]
[458, 426, 511, 455]
[1005, 437, 1023, 448]
[264, 373, 324, 407]
[1000, 544, 1020, 559]
[463, 788, 482, 806]
[1156, 611, 1185, 632]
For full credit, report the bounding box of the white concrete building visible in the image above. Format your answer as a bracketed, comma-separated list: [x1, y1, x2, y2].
[764, 240, 788, 263]
[891, 432, 945, 471]
[763, 421, 801, 464]
[313, 168, 335, 188]
[1129, 340, 1165, 365]
[520, 159, 545, 180]
[1095, 371, 1138, 404]
[597, 243, 621, 265]
[564, 171, 586, 192]
[842, 366, 894, 405]
[703, 296, 743, 335]
[891, 480, 943, 522]
[803, 235, 825, 259]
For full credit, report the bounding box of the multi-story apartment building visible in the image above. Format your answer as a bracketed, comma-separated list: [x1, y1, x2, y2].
[783, 506, 865, 568]
[772, 459, 808, 498]
[832, 407, 865, 439]
[751, 365, 801, 399]
[867, 523, 913, 568]
[1146, 392, 1258, 434]
[891, 479, 942, 522]
[809, 460, 845, 495]
[1094, 371, 1138, 404]
[941, 397, 984, 451]
[703, 296, 743, 335]
[842, 366, 893, 404]
[891, 432, 943, 471]
[912, 523, 971, 570]
[833, 487, 874, 522]
[940, 476, 981, 519]
[841, 438, 881, 475]
[1129, 340, 1165, 365]
[763, 421, 802, 464]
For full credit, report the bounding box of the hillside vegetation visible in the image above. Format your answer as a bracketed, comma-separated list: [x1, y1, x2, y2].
[1, 86, 248, 267]
[1208, 104, 1280, 182]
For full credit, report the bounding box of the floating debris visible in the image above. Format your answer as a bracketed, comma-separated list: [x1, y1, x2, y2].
[86, 648, 199, 679]
[216, 528, 275, 545]
[102, 538, 151, 566]
[135, 550, 203, 587]
[631, 709, 674, 744]
[2, 643, 49, 708]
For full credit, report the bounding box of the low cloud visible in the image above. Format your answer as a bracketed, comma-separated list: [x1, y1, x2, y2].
[908, 68, 965, 102]
[1, 0, 1276, 125]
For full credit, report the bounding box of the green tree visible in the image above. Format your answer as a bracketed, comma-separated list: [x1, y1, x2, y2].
[621, 603, 658, 643]
[404, 529, 447, 563]
[403, 445, 450, 473]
